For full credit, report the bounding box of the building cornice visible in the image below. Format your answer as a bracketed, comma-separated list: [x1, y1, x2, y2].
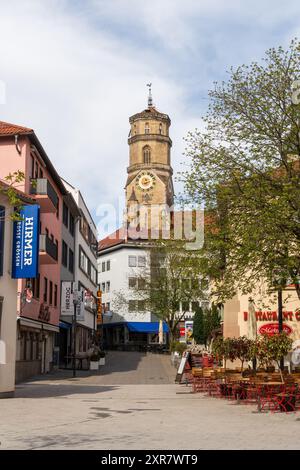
[128, 133, 172, 146]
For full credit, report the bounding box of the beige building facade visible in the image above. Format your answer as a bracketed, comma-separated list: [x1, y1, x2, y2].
[223, 282, 300, 342]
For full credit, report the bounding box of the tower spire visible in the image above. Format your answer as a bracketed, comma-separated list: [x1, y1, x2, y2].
[147, 83, 153, 108]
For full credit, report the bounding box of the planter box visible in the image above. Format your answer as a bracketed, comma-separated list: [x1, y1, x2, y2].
[90, 361, 99, 370]
[99, 358, 105, 366]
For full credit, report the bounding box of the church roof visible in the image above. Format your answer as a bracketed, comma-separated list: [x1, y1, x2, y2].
[0, 120, 34, 136]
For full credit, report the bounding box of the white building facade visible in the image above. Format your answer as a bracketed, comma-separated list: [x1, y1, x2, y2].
[61, 180, 98, 357]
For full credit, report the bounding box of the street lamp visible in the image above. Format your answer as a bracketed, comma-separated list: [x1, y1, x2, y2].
[72, 286, 80, 378]
[272, 269, 286, 371]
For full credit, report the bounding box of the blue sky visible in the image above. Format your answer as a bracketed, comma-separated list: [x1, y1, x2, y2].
[0, 0, 300, 238]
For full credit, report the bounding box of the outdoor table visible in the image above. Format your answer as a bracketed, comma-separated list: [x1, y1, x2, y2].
[256, 382, 286, 412]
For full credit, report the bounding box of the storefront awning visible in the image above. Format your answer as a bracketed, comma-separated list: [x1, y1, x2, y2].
[59, 321, 72, 330]
[126, 322, 169, 334]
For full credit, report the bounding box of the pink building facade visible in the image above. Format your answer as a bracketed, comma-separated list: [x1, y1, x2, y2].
[0, 121, 67, 381]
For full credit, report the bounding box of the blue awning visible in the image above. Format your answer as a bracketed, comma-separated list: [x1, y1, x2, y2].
[126, 322, 169, 334]
[59, 321, 71, 330]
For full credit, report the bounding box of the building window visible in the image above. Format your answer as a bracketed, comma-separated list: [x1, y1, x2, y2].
[106, 260, 110, 271]
[30, 275, 40, 299]
[0, 206, 5, 277]
[129, 277, 137, 288]
[49, 281, 53, 305]
[143, 146, 151, 164]
[63, 202, 69, 228]
[106, 281, 110, 293]
[138, 256, 146, 267]
[79, 246, 97, 284]
[145, 122, 150, 134]
[80, 213, 89, 242]
[101, 282, 105, 293]
[69, 214, 75, 236]
[128, 300, 136, 312]
[80, 248, 88, 272]
[106, 302, 110, 312]
[138, 278, 146, 289]
[54, 284, 58, 307]
[138, 300, 146, 311]
[43, 277, 48, 303]
[159, 123, 163, 134]
[69, 248, 74, 273]
[102, 261, 106, 272]
[128, 256, 137, 267]
[31, 156, 35, 179]
[90, 264, 97, 284]
[62, 241, 68, 267]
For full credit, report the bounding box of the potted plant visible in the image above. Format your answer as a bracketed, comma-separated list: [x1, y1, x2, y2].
[256, 333, 293, 382]
[89, 349, 100, 370]
[99, 351, 106, 366]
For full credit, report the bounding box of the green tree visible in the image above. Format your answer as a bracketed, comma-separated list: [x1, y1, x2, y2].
[256, 333, 293, 382]
[203, 304, 221, 347]
[181, 40, 300, 302]
[114, 239, 208, 344]
[0, 170, 26, 220]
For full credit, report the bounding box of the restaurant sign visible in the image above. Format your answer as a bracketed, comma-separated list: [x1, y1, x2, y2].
[243, 310, 300, 322]
[258, 323, 293, 336]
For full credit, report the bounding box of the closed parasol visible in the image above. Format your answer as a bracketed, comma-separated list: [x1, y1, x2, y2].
[248, 298, 257, 340]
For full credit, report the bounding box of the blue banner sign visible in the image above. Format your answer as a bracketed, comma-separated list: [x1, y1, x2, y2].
[12, 204, 40, 279]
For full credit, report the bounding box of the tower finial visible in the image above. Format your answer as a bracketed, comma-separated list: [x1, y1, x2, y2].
[146, 83, 153, 108]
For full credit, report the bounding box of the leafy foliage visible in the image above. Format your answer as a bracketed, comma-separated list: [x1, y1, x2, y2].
[181, 40, 300, 301]
[0, 171, 25, 220]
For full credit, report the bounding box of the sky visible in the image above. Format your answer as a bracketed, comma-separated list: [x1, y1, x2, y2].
[0, 0, 300, 238]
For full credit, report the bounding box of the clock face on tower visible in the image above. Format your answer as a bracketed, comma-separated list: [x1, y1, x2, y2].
[135, 171, 156, 191]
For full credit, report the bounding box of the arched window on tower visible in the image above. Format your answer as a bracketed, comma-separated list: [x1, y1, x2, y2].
[159, 123, 163, 135]
[145, 122, 150, 134]
[143, 146, 151, 164]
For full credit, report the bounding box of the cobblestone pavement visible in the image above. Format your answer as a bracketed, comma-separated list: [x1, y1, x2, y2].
[1, 352, 300, 450]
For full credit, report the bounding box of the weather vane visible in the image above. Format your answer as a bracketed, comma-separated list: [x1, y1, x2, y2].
[147, 83, 153, 107]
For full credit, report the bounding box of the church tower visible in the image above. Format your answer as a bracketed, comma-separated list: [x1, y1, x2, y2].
[125, 85, 174, 232]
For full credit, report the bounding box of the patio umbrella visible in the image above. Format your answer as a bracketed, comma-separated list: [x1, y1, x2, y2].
[158, 320, 164, 344]
[248, 298, 257, 340]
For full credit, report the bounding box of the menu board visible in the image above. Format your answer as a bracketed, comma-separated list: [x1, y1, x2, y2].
[175, 351, 190, 383]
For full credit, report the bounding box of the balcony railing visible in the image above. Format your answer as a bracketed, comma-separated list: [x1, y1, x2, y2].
[30, 178, 58, 212]
[39, 234, 58, 263]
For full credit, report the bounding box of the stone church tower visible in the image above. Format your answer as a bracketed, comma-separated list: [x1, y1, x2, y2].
[125, 86, 174, 232]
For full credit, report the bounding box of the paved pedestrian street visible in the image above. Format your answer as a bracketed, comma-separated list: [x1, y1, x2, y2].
[0, 352, 299, 450]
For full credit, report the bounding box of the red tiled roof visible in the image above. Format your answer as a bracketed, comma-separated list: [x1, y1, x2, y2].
[0, 120, 33, 136]
[98, 228, 126, 251]
[0, 178, 36, 203]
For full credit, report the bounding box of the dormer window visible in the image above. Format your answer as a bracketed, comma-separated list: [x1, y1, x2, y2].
[145, 122, 150, 134]
[143, 146, 151, 164]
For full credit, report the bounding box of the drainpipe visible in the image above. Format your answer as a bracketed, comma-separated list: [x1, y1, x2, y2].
[14, 135, 21, 155]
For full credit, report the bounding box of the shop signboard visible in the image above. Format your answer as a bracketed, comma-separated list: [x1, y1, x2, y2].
[12, 204, 40, 279]
[258, 323, 292, 336]
[185, 321, 193, 344]
[61, 282, 73, 316]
